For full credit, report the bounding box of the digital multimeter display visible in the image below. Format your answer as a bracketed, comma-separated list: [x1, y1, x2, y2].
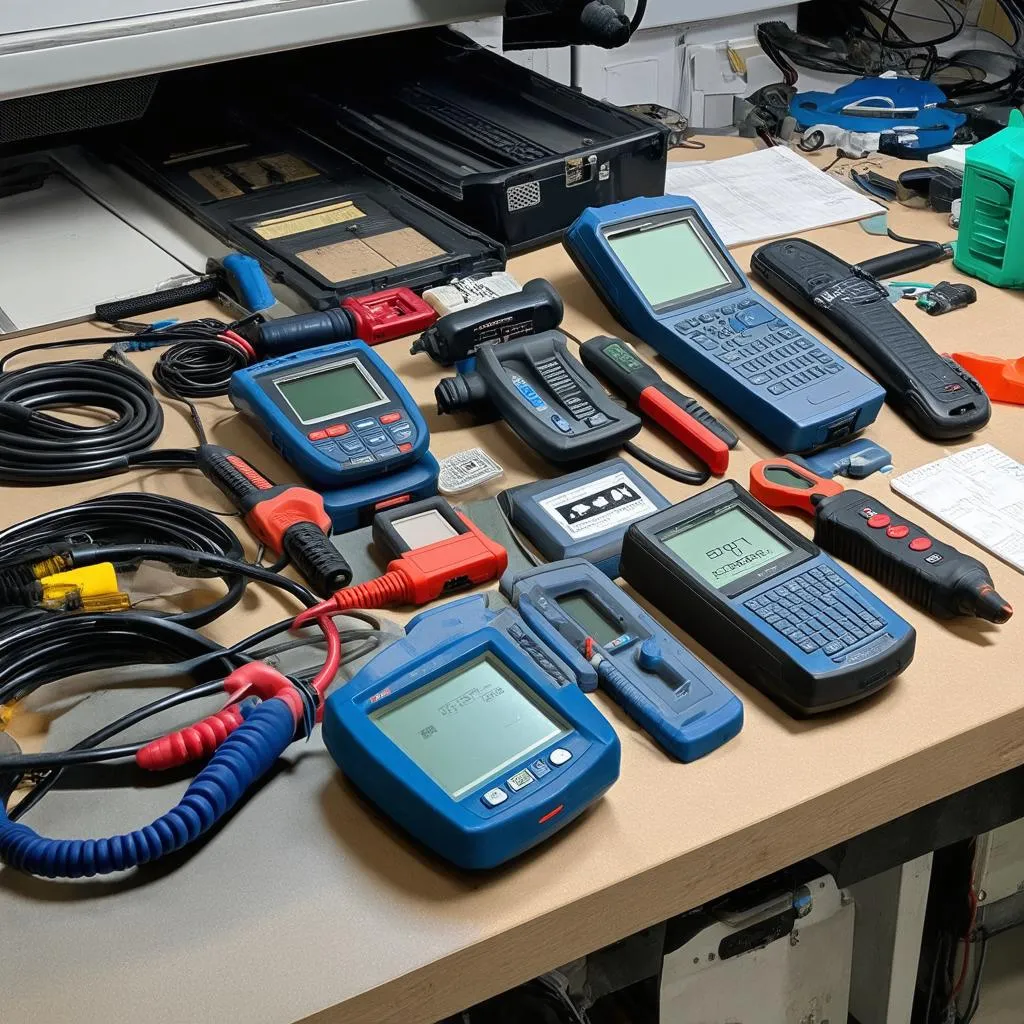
[662, 506, 792, 591]
[371, 655, 569, 799]
[556, 593, 622, 646]
[275, 360, 385, 424]
[608, 217, 734, 309]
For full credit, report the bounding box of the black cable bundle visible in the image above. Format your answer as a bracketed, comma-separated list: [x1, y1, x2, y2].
[0, 494, 249, 628]
[0, 356, 167, 484]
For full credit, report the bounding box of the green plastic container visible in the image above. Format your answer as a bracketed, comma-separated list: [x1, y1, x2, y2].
[955, 109, 1024, 288]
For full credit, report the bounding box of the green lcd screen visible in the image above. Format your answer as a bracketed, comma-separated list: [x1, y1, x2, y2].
[275, 360, 384, 424]
[556, 593, 623, 646]
[662, 506, 792, 590]
[607, 217, 734, 308]
[370, 656, 569, 799]
[603, 342, 644, 374]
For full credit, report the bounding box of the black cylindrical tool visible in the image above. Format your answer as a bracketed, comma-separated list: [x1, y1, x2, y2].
[411, 279, 564, 365]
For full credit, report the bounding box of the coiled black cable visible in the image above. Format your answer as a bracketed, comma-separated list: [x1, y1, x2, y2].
[0, 494, 248, 629]
[152, 337, 250, 400]
[0, 357, 165, 484]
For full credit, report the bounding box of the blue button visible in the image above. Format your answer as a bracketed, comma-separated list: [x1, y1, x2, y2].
[362, 431, 390, 447]
[390, 426, 414, 442]
[372, 445, 400, 460]
[512, 374, 546, 409]
[353, 418, 377, 431]
[341, 439, 366, 454]
[551, 414, 572, 433]
[315, 442, 341, 458]
[530, 758, 552, 778]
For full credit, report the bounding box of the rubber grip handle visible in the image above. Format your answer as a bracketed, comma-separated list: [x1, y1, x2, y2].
[283, 522, 353, 597]
[597, 660, 677, 755]
[255, 309, 355, 356]
[195, 444, 273, 508]
[136, 704, 246, 770]
[676, 394, 739, 448]
[95, 278, 220, 323]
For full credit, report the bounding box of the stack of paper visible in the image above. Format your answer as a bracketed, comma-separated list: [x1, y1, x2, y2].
[665, 146, 884, 248]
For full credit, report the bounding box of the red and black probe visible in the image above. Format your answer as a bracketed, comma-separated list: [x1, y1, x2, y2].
[580, 335, 738, 476]
[750, 458, 1013, 624]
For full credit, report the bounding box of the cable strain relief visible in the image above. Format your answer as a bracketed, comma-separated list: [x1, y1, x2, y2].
[332, 570, 412, 611]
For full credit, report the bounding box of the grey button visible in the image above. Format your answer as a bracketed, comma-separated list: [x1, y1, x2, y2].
[550, 748, 572, 767]
[482, 787, 508, 808]
[507, 768, 535, 792]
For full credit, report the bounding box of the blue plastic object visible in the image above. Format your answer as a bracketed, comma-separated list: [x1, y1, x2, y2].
[229, 341, 430, 489]
[500, 558, 743, 761]
[791, 438, 893, 479]
[319, 451, 440, 531]
[564, 196, 885, 453]
[0, 699, 294, 879]
[790, 76, 966, 157]
[322, 595, 620, 869]
[222, 252, 277, 312]
[499, 458, 669, 577]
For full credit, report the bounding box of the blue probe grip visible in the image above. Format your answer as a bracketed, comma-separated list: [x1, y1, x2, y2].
[596, 661, 669, 744]
[223, 253, 276, 312]
[0, 699, 294, 879]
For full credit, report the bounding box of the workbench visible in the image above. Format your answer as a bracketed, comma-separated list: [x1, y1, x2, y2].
[2, 138, 1023, 1024]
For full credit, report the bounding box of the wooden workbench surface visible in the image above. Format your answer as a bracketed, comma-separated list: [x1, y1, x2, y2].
[3, 138, 1023, 1024]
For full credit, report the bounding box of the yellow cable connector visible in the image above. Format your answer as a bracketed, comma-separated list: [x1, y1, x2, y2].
[30, 554, 73, 579]
[40, 563, 129, 611]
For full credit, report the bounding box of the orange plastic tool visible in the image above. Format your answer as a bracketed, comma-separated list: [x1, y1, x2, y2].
[951, 353, 1024, 405]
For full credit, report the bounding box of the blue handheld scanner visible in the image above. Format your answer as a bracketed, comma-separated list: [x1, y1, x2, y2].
[322, 596, 620, 869]
[229, 340, 429, 489]
[564, 196, 885, 453]
[501, 559, 743, 761]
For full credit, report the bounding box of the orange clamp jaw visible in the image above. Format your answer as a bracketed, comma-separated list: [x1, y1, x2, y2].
[749, 458, 845, 518]
[387, 513, 509, 605]
[952, 353, 1024, 405]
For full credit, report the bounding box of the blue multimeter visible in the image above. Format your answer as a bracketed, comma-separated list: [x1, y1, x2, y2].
[564, 196, 885, 453]
[229, 341, 429, 489]
[620, 481, 916, 716]
[322, 595, 620, 869]
[499, 559, 743, 761]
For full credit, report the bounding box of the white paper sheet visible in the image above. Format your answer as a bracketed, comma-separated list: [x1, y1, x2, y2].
[889, 445, 1024, 574]
[665, 146, 884, 248]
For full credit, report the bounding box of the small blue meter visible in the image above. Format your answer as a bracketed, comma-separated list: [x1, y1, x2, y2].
[322, 595, 620, 869]
[500, 559, 743, 761]
[229, 340, 429, 488]
[564, 196, 885, 453]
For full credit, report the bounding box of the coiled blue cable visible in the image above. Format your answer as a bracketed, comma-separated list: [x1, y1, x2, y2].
[0, 698, 294, 879]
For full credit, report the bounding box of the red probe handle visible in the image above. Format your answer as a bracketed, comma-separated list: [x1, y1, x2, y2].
[637, 387, 731, 476]
[749, 458, 845, 517]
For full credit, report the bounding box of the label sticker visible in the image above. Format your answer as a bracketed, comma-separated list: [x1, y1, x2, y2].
[538, 471, 657, 540]
[254, 200, 366, 240]
[189, 166, 244, 200]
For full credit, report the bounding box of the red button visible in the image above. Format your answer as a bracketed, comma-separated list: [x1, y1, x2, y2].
[326, 424, 349, 437]
[886, 524, 910, 539]
[867, 513, 890, 529]
[398, 442, 413, 453]
[909, 536, 933, 552]
[380, 412, 402, 425]
[307, 430, 328, 441]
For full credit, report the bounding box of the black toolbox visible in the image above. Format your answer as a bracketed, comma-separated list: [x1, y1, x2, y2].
[265, 29, 670, 251]
[106, 88, 505, 312]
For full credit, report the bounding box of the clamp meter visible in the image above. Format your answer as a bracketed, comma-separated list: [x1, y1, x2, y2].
[500, 559, 743, 762]
[749, 458, 1013, 623]
[229, 340, 429, 488]
[564, 196, 885, 453]
[620, 481, 916, 716]
[579, 335, 738, 475]
[435, 331, 641, 464]
[322, 595, 620, 869]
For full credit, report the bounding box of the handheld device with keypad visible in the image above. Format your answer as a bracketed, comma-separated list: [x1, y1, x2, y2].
[564, 196, 885, 453]
[229, 340, 429, 488]
[620, 481, 916, 716]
